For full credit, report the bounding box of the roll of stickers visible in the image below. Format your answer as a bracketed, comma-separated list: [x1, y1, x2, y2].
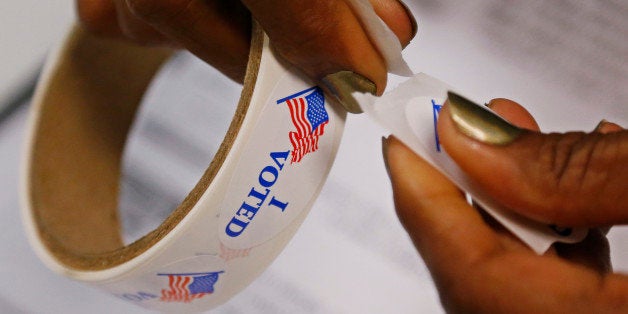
[21, 23, 346, 311]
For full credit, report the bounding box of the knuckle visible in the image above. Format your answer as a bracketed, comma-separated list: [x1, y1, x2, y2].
[536, 133, 588, 217]
[535, 131, 625, 223]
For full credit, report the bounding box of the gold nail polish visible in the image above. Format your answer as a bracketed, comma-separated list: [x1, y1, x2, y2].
[321, 71, 376, 114]
[447, 91, 522, 145]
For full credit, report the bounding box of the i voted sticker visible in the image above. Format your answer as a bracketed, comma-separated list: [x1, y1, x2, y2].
[218, 69, 343, 250]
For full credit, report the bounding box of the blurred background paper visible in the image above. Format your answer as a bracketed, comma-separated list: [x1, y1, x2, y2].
[0, 0, 626, 313]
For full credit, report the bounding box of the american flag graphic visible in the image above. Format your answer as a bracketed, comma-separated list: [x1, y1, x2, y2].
[431, 99, 443, 152]
[276, 87, 329, 163]
[158, 271, 224, 303]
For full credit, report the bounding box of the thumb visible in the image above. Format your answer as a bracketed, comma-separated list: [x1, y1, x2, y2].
[439, 92, 628, 227]
[242, 0, 416, 112]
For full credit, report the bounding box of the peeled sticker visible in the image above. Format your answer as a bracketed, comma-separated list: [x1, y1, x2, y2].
[355, 73, 588, 254]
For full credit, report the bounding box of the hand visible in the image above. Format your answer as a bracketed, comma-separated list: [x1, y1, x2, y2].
[383, 96, 627, 313]
[76, 0, 416, 93]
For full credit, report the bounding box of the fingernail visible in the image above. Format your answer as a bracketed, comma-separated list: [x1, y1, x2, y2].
[447, 91, 523, 145]
[593, 119, 623, 133]
[321, 71, 376, 114]
[594, 119, 609, 132]
[397, 1, 418, 40]
[382, 136, 391, 177]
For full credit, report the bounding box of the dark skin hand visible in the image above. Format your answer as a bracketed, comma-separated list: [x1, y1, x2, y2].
[76, 0, 416, 90]
[384, 98, 627, 313]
